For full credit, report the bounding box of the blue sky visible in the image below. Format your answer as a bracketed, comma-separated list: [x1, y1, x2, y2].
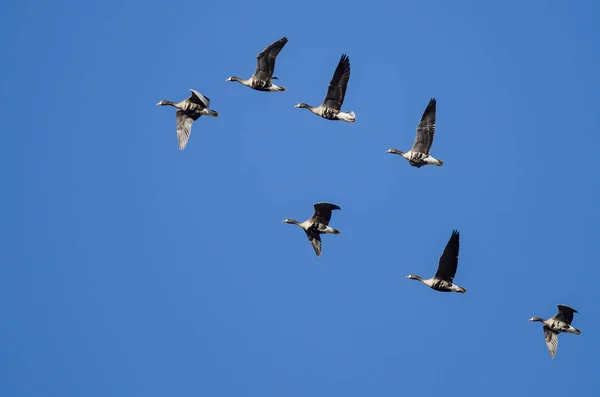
[1, 0, 600, 396]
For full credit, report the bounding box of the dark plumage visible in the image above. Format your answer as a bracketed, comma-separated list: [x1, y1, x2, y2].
[413, 98, 437, 155]
[156, 89, 219, 150]
[405, 230, 466, 293]
[386, 98, 443, 167]
[529, 304, 581, 359]
[294, 54, 356, 122]
[282, 202, 341, 257]
[226, 37, 288, 92]
[323, 54, 351, 111]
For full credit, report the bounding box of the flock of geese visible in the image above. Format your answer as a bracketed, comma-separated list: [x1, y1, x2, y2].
[156, 37, 581, 359]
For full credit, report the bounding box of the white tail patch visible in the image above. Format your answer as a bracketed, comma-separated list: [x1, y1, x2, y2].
[268, 84, 286, 92]
[423, 155, 444, 166]
[337, 111, 356, 123]
[323, 226, 338, 234]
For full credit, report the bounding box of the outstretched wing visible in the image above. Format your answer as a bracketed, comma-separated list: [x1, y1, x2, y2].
[188, 89, 210, 108]
[176, 110, 200, 151]
[412, 98, 436, 154]
[435, 230, 460, 282]
[311, 202, 341, 225]
[556, 304, 578, 324]
[254, 37, 288, 81]
[307, 233, 322, 257]
[543, 325, 558, 359]
[323, 54, 351, 110]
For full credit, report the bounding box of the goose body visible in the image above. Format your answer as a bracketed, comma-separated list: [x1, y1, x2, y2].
[283, 202, 341, 257]
[387, 98, 442, 167]
[294, 54, 355, 122]
[156, 89, 218, 150]
[529, 304, 581, 359]
[226, 37, 288, 92]
[405, 230, 466, 293]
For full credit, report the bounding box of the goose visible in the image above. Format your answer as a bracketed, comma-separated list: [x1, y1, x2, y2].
[225, 37, 288, 92]
[386, 98, 443, 167]
[405, 230, 466, 293]
[283, 202, 341, 257]
[156, 89, 218, 150]
[294, 54, 355, 122]
[529, 304, 581, 359]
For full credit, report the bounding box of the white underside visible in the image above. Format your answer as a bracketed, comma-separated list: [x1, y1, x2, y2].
[422, 278, 435, 288]
[421, 278, 464, 292]
[403, 150, 443, 166]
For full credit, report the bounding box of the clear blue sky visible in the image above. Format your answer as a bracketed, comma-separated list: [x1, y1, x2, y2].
[1, 1, 600, 396]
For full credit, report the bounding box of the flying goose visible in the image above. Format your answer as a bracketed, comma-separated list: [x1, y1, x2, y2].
[386, 98, 443, 167]
[226, 37, 288, 92]
[529, 304, 581, 359]
[294, 54, 355, 122]
[283, 202, 341, 257]
[156, 89, 219, 150]
[405, 230, 466, 293]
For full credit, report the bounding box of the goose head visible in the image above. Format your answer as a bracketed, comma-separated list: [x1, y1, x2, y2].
[528, 317, 545, 323]
[294, 103, 310, 109]
[405, 274, 422, 281]
[386, 148, 405, 155]
[282, 218, 298, 225]
[226, 76, 241, 83]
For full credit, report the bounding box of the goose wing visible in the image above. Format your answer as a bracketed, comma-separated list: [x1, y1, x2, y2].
[254, 37, 288, 81]
[434, 229, 460, 282]
[323, 54, 351, 110]
[307, 232, 322, 257]
[188, 89, 210, 108]
[176, 110, 200, 151]
[311, 202, 341, 225]
[555, 304, 578, 324]
[543, 325, 558, 359]
[411, 98, 437, 154]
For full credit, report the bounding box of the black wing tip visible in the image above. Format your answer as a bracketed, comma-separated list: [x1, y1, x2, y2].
[558, 304, 578, 313]
[338, 54, 351, 71]
[448, 229, 460, 251]
[426, 98, 437, 109]
[314, 202, 341, 210]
